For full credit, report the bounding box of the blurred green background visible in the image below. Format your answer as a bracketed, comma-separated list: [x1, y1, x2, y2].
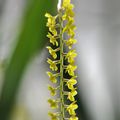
[0, 0, 58, 120]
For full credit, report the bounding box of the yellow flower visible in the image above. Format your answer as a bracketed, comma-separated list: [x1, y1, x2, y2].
[66, 38, 77, 49]
[69, 116, 78, 120]
[67, 102, 78, 115]
[45, 13, 57, 36]
[48, 99, 58, 109]
[47, 32, 58, 46]
[67, 78, 77, 90]
[50, 28, 57, 36]
[45, 13, 56, 26]
[63, 24, 76, 37]
[65, 50, 77, 64]
[62, 0, 74, 21]
[62, 0, 70, 7]
[47, 72, 57, 83]
[66, 64, 77, 76]
[62, 0, 74, 10]
[63, 17, 75, 31]
[62, 12, 74, 21]
[65, 8, 74, 18]
[48, 112, 59, 120]
[47, 58, 58, 71]
[48, 85, 56, 96]
[46, 46, 57, 59]
[68, 89, 77, 101]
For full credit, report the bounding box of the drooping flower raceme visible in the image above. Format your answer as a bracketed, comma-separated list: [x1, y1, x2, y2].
[45, 0, 78, 120]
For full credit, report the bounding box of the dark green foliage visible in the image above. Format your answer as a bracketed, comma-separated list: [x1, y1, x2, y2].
[0, 0, 58, 120]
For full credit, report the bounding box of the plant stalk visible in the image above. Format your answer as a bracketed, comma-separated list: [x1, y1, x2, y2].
[59, 9, 65, 120]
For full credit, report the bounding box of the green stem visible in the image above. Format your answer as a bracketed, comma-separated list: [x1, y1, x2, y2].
[59, 10, 64, 120]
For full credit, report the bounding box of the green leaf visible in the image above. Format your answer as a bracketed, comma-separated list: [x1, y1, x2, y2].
[0, 0, 58, 120]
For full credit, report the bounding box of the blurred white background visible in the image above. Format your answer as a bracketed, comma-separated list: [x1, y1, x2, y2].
[0, 0, 120, 120]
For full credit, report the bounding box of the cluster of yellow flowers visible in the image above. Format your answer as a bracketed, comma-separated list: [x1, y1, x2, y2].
[45, 0, 78, 120]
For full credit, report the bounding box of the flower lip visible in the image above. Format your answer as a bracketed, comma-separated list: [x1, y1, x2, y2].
[46, 72, 57, 83]
[48, 99, 58, 109]
[67, 101, 78, 115]
[48, 85, 56, 96]
[47, 58, 58, 71]
[46, 46, 57, 59]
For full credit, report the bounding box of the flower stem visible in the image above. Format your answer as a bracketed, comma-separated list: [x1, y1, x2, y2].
[59, 9, 65, 120]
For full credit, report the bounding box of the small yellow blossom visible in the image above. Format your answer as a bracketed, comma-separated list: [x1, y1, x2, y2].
[67, 78, 77, 90]
[46, 46, 57, 59]
[62, 0, 74, 10]
[66, 38, 77, 49]
[45, 13, 55, 26]
[62, 0, 75, 37]
[47, 32, 58, 46]
[47, 58, 58, 71]
[63, 24, 76, 37]
[68, 89, 77, 101]
[45, 13, 57, 36]
[66, 64, 77, 76]
[62, 9, 74, 22]
[48, 85, 56, 96]
[65, 50, 77, 64]
[48, 112, 59, 120]
[62, 0, 74, 20]
[63, 16, 74, 26]
[69, 116, 78, 120]
[62, 0, 70, 7]
[67, 102, 78, 115]
[47, 72, 57, 83]
[50, 28, 57, 36]
[63, 22, 76, 35]
[65, 8, 74, 17]
[48, 99, 58, 109]
[62, 12, 74, 21]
